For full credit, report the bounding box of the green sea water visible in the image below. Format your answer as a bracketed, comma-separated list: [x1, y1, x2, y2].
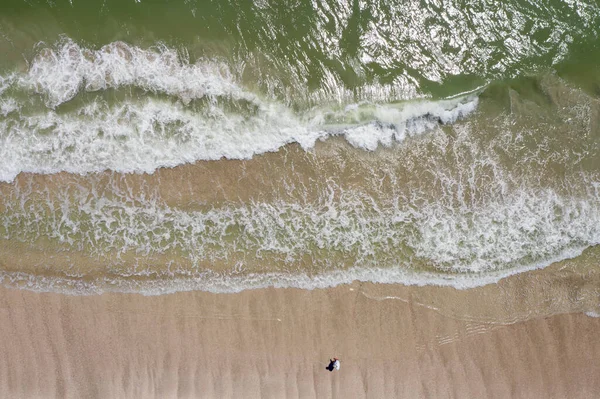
[0, 0, 599, 294]
[1, 0, 599, 100]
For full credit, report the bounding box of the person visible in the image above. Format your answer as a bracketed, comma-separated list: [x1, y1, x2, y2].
[333, 358, 340, 370]
[327, 357, 340, 371]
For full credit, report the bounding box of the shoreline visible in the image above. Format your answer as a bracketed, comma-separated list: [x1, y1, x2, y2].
[0, 242, 592, 295]
[1, 271, 600, 398]
[0, 1, 599, 397]
[2, 242, 600, 322]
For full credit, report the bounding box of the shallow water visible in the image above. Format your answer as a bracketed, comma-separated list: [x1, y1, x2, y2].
[0, 0, 599, 297]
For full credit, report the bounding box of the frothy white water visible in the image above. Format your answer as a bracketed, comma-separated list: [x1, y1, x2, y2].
[412, 188, 600, 273]
[2, 172, 600, 294]
[25, 39, 253, 107]
[0, 69, 598, 294]
[339, 99, 478, 150]
[0, 98, 321, 181]
[0, 39, 479, 182]
[0, 246, 591, 295]
[0, 98, 19, 117]
[0, 74, 16, 96]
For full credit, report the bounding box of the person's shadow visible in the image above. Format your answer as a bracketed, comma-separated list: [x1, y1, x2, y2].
[326, 359, 336, 372]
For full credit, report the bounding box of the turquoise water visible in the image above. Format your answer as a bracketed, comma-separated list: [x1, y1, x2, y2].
[0, 0, 599, 294]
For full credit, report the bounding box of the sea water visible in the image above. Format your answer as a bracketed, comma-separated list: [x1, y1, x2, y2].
[0, 0, 599, 295]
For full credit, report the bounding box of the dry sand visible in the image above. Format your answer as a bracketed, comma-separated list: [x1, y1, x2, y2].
[0, 279, 599, 399]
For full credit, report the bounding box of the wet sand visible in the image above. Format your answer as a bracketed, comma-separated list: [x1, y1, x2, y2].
[1, 277, 599, 398]
[1, 117, 600, 397]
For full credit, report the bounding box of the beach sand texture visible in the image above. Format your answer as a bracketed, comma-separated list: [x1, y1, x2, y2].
[1, 273, 600, 398]
[2, 0, 600, 397]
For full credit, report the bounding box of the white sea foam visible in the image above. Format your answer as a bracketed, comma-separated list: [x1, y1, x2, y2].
[412, 190, 600, 273]
[0, 245, 591, 296]
[2, 170, 600, 294]
[1, 39, 596, 297]
[0, 98, 323, 182]
[341, 98, 478, 150]
[24, 39, 252, 107]
[0, 73, 16, 96]
[0, 98, 19, 117]
[0, 39, 479, 182]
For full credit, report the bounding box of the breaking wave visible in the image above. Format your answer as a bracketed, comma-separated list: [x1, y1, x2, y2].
[0, 39, 479, 182]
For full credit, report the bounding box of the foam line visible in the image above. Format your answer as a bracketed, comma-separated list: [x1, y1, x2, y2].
[0, 245, 591, 296]
[0, 39, 479, 182]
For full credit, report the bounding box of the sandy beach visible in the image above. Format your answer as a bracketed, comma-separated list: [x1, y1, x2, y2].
[1, 265, 600, 399]
[1, 1, 600, 397]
